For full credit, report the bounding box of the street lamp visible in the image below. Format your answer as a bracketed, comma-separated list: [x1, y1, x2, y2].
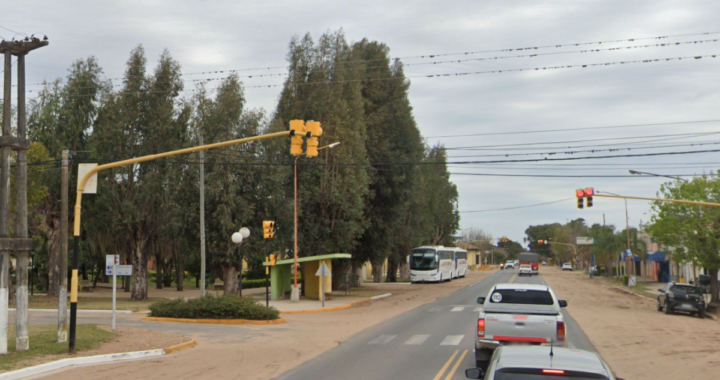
[597, 190, 631, 279]
[292, 142, 341, 302]
[629, 170, 688, 183]
[231, 227, 251, 296]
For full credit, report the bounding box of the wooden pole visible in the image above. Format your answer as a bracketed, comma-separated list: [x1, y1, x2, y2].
[14, 53, 29, 351]
[199, 134, 206, 298]
[58, 150, 69, 342]
[0, 50, 12, 355]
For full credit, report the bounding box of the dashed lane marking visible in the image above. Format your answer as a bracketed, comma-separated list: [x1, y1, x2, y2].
[440, 335, 464, 346]
[368, 334, 397, 345]
[404, 334, 430, 345]
[450, 306, 465, 312]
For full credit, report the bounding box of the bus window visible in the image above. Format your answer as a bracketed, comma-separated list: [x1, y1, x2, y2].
[410, 250, 437, 270]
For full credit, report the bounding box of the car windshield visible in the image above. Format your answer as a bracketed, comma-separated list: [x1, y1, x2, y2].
[672, 285, 703, 295]
[410, 250, 437, 270]
[488, 289, 554, 305]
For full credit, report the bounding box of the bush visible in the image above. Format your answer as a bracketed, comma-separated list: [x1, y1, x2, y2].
[242, 279, 268, 289]
[149, 295, 280, 320]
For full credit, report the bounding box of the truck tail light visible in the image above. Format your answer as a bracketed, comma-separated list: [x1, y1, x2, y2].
[543, 369, 565, 375]
[557, 321, 565, 342]
[477, 318, 485, 338]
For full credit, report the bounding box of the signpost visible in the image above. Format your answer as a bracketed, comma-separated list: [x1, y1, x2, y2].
[315, 262, 332, 308]
[576, 237, 595, 245]
[105, 255, 131, 330]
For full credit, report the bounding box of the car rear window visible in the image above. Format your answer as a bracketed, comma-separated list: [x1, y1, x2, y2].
[489, 289, 554, 305]
[495, 369, 608, 379]
[672, 285, 703, 296]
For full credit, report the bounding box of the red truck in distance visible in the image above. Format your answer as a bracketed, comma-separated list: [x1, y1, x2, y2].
[518, 252, 541, 275]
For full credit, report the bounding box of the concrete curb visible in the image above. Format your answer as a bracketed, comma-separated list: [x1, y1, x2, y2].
[280, 293, 392, 314]
[142, 316, 287, 325]
[0, 338, 198, 380]
[9, 308, 133, 314]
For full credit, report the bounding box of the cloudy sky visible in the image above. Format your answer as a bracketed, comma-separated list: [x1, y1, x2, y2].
[6, 0, 720, 245]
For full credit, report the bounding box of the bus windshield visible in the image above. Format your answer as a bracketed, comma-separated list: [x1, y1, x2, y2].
[410, 250, 437, 270]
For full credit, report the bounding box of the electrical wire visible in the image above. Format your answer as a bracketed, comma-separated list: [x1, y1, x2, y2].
[459, 198, 574, 213]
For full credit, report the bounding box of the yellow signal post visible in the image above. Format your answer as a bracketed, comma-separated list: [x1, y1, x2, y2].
[305, 120, 323, 157]
[289, 120, 306, 155]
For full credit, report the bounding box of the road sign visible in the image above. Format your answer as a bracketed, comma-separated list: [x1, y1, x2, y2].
[106, 255, 120, 266]
[77, 164, 98, 194]
[315, 261, 332, 277]
[576, 237, 594, 245]
[106, 265, 132, 276]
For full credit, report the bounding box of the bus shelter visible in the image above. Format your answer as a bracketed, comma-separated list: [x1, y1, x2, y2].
[264, 253, 351, 300]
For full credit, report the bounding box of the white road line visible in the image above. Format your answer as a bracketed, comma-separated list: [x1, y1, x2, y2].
[474, 307, 482, 312]
[440, 335, 464, 346]
[404, 334, 430, 345]
[368, 334, 397, 345]
[450, 306, 465, 312]
[429, 307, 443, 312]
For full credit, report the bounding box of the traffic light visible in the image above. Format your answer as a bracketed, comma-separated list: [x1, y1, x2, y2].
[501, 236, 508, 243]
[538, 239, 543, 245]
[263, 220, 275, 239]
[585, 187, 594, 208]
[305, 120, 323, 157]
[575, 189, 585, 209]
[289, 120, 306, 155]
[270, 254, 277, 266]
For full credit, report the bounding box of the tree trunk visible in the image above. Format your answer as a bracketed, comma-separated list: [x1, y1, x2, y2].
[175, 253, 184, 291]
[43, 214, 61, 296]
[81, 263, 88, 280]
[130, 236, 150, 301]
[163, 257, 173, 287]
[156, 255, 163, 289]
[352, 262, 364, 287]
[371, 258, 384, 283]
[222, 264, 239, 295]
[386, 258, 398, 282]
[710, 268, 719, 304]
[399, 261, 410, 281]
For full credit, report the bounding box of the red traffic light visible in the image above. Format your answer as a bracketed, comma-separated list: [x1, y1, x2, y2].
[538, 239, 544, 244]
[584, 187, 594, 196]
[575, 189, 585, 198]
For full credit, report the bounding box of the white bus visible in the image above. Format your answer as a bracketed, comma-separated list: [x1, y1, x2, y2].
[409, 246, 462, 283]
[453, 248, 468, 278]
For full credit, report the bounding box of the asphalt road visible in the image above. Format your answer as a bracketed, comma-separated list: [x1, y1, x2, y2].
[273, 269, 597, 380]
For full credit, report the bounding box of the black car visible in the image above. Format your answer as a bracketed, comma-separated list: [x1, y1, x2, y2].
[657, 282, 706, 318]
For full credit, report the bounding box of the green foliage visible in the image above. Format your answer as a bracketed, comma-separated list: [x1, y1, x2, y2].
[241, 278, 268, 289]
[621, 275, 629, 286]
[149, 295, 280, 320]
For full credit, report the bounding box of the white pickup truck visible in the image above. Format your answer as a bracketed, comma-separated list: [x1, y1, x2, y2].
[474, 283, 568, 367]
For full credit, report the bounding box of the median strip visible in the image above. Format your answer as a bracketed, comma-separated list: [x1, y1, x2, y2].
[142, 317, 286, 325]
[280, 293, 392, 315]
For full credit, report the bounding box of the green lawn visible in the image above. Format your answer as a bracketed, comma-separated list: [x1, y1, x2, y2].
[1, 324, 115, 372]
[28, 296, 159, 312]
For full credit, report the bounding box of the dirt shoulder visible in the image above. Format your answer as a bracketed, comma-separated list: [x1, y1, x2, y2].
[2, 326, 190, 374]
[542, 267, 720, 380]
[40, 269, 496, 380]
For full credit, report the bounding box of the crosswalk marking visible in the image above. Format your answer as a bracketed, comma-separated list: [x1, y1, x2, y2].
[368, 334, 397, 345]
[450, 306, 465, 312]
[440, 335, 464, 346]
[429, 307, 443, 312]
[404, 334, 430, 345]
[474, 307, 482, 312]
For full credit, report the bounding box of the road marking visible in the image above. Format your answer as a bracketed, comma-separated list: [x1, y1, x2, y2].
[445, 349, 469, 380]
[368, 334, 396, 345]
[508, 273, 518, 284]
[474, 307, 482, 312]
[440, 335, 464, 346]
[450, 306, 465, 312]
[404, 334, 430, 345]
[432, 350, 459, 380]
[429, 307, 443, 312]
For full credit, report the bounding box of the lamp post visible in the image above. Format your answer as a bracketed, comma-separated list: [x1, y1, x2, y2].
[597, 190, 631, 279]
[629, 170, 688, 182]
[292, 142, 340, 302]
[231, 227, 251, 296]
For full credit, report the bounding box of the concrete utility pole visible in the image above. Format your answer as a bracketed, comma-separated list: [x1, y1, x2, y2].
[0, 37, 47, 354]
[199, 134, 206, 297]
[58, 150, 69, 342]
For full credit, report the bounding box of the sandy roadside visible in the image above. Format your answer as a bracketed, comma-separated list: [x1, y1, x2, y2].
[37, 269, 496, 380]
[542, 267, 720, 380]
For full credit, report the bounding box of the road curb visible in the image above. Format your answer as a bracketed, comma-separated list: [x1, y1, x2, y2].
[164, 338, 197, 354]
[280, 293, 392, 314]
[141, 316, 287, 325]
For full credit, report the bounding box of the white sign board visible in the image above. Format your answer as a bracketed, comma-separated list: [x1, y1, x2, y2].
[77, 164, 98, 194]
[107, 265, 132, 276]
[576, 237, 595, 245]
[106, 255, 120, 266]
[315, 261, 332, 277]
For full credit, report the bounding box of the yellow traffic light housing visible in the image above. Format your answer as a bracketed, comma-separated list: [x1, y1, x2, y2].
[305, 120, 323, 157]
[585, 188, 594, 208]
[263, 220, 275, 239]
[289, 120, 306, 156]
[270, 254, 277, 266]
[575, 189, 585, 209]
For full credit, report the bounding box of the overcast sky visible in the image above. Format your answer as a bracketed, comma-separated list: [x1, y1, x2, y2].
[6, 0, 720, 246]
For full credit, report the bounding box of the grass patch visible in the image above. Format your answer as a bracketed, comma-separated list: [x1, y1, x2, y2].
[1, 324, 115, 372]
[149, 295, 280, 320]
[28, 296, 159, 312]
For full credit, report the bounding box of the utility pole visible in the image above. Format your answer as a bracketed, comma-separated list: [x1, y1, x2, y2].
[199, 134, 206, 297]
[0, 37, 47, 354]
[58, 150, 69, 342]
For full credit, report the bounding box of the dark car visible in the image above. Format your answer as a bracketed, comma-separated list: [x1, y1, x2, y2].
[657, 282, 706, 318]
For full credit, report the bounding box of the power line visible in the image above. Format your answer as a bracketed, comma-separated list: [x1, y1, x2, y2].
[459, 198, 573, 213]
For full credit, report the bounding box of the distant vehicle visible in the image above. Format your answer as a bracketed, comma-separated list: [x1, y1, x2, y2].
[464, 346, 622, 379]
[541, 261, 547, 265]
[514, 260, 519, 267]
[500, 263, 504, 270]
[518, 252, 541, 275]
[408, 246, 454, 283]
[657, 282, 706, 318]
[504, 260, 514, 269]
[518, 264, 532, 277]
[474, 284, 568, 368]
[562, 262, 573, 271]
[453, 247, 469, 278]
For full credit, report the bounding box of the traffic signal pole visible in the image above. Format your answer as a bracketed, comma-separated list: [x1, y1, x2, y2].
[69, 130, 292, 353]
